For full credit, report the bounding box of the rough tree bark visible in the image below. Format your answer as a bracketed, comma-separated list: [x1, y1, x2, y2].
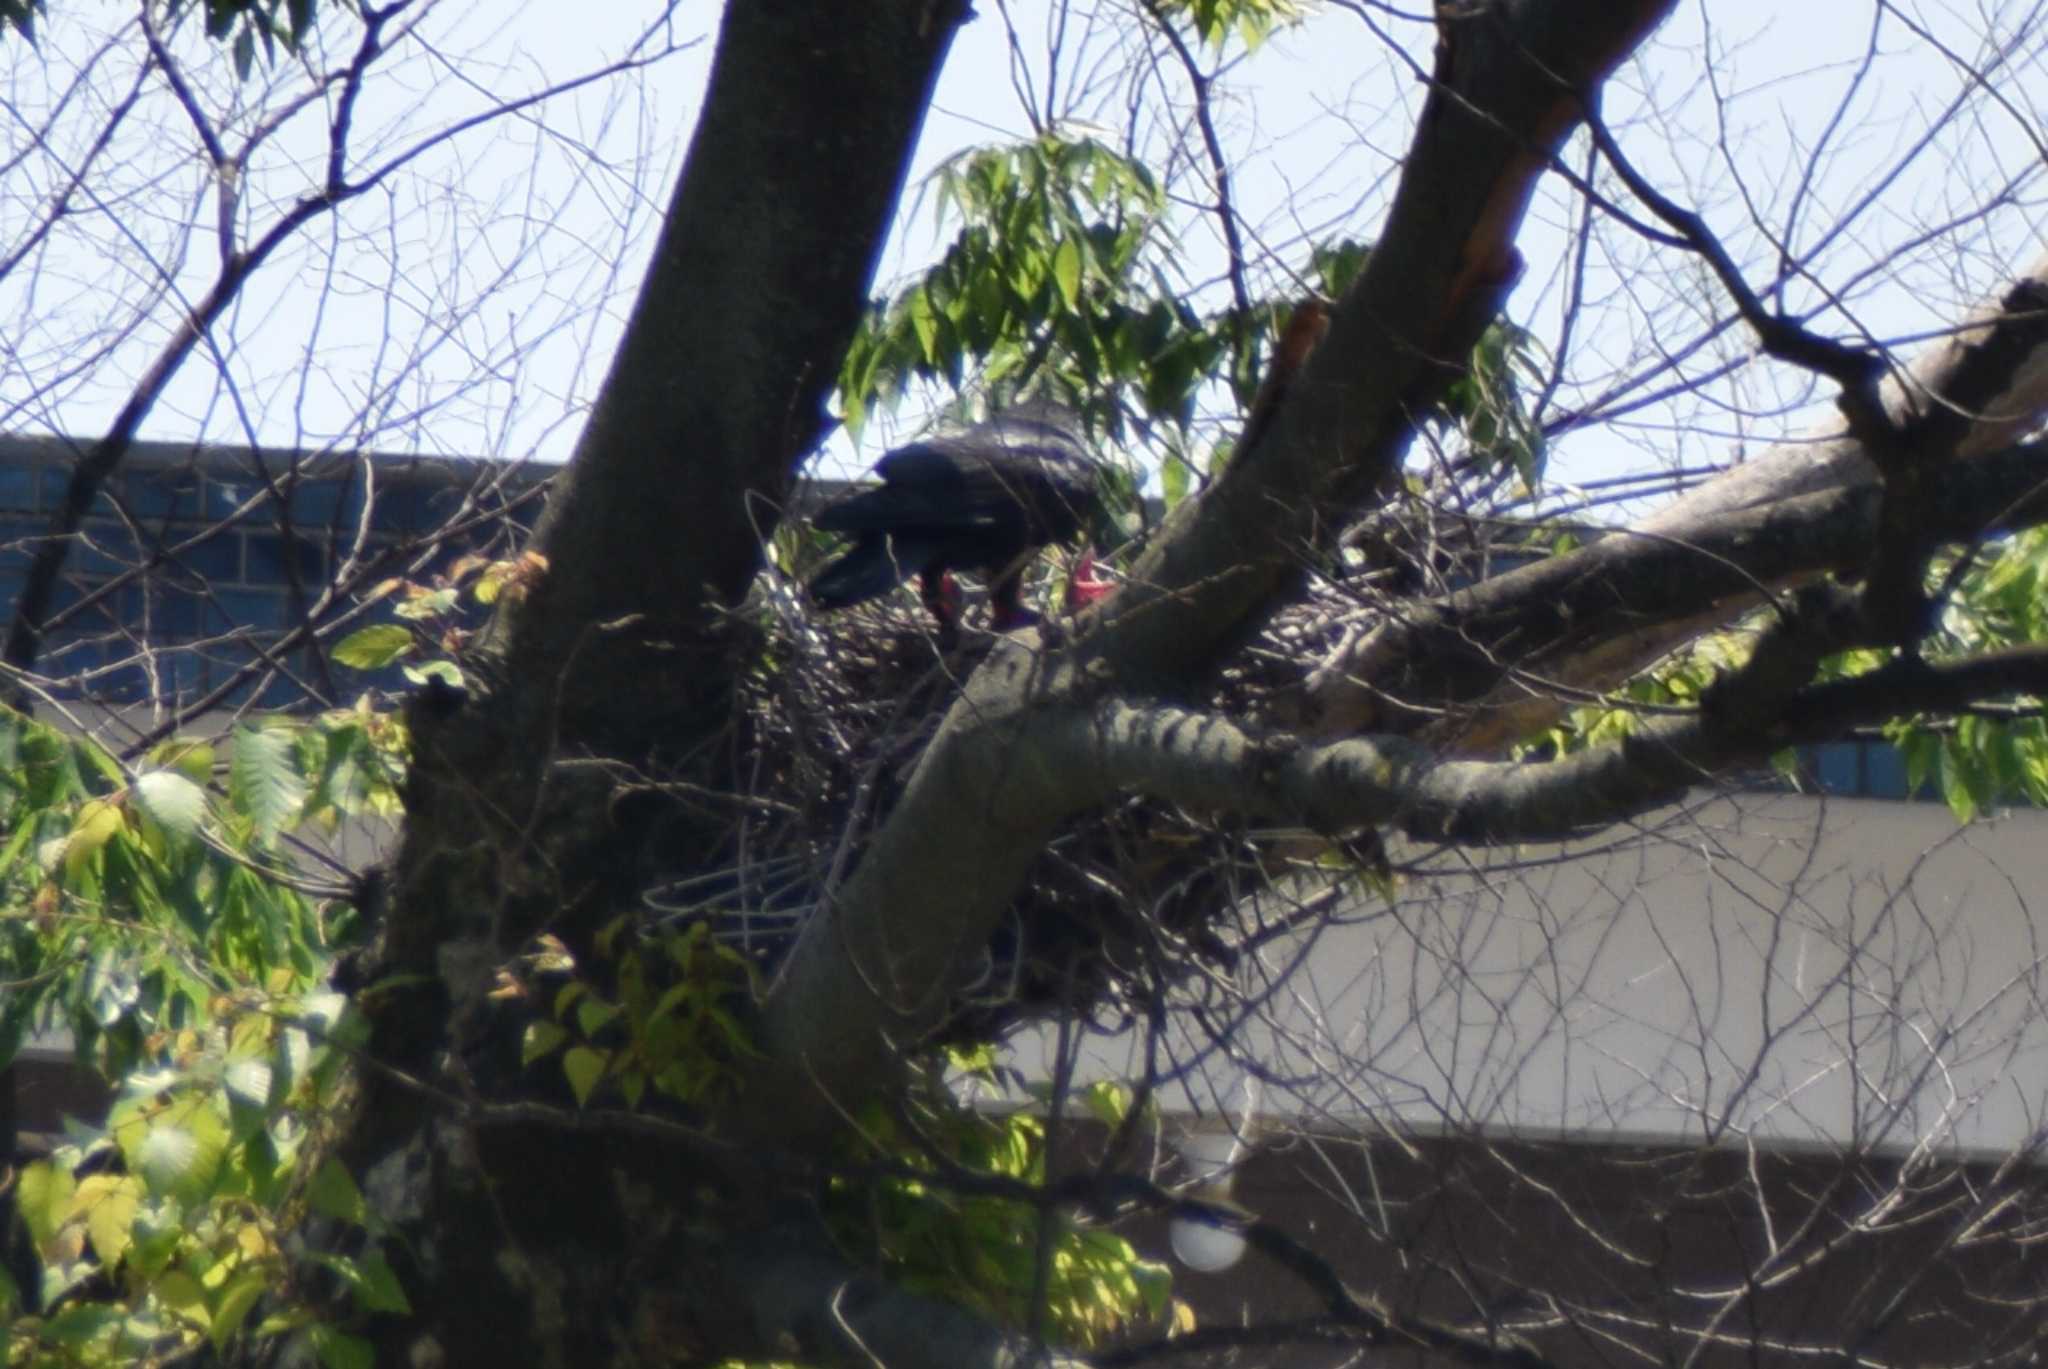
[319, 4, 1017, 1366]
[1298, 258, 2048, 749]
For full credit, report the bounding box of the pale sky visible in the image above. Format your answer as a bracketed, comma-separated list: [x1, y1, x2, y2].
[3, 1, 2043, 501]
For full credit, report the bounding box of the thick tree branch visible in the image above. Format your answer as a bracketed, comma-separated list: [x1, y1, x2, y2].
[1300, 433, 2048, 748]
[1075, 0, 1676, 689]
[1301, 253, 2048, 747]
[346, 8, 977, 1362]
[1066, 614, 2048, 849]
[507, 0, 970, 732]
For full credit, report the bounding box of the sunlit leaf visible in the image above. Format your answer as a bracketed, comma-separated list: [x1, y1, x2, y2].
[155, 1267, 210, 1331]
[133, 1102, 230, 1203]
[133, 769, 206, 840]
[64, 797, 125, 879]
[1052, 235, 1083, 309]
[331, 624, 414, 670]
[211, 1270, 271, 1349]
[17, 1160, 74, 1249]
[401, 659, 465, 689]
[74, 1174, 141, 1268]
[308, 1157, 368, 1227]
[230, 724, 309, 844]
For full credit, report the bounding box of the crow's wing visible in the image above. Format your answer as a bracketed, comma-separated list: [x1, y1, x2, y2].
[815, 418, 1099, 540]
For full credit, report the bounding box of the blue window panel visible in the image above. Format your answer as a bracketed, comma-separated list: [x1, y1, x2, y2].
[370, 482, 448, 532]
[39, 634, 102, 692]
[124, 584, 205, 640]
[49, 576, 114, 618]
[0, 515, 49, 548]
[168, 531, 244, 583]
[283, 476, 358, 526]
[159, 649, 212, 698]
[259, 668, 320, 709]
[208, 588, 295, 634]
[1809, 742, 1862, 795]
[122, 469, 203, 520]
[0, 463, 36, 511]
[241, 533, 327, 588]
[1860, 742, 1911, 801]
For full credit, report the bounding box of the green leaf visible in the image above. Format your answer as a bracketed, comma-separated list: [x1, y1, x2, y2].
[392, 586, 459, 620]
[75, 1174, 141, 1269]
[576, 996, 622, 1038]
[1052, 235, 1083, 309]
[225, 1057, 275, 1111]
[562, 1045, 608, 1106]
[522, 1020, 569, 1064]
[1939, 750, 1979, 823]
[909, 286, 940, 363]
[149, 739, 216, 785]
[308, 1156, 369, 1227]
[133, 769, 206, 840]
[1079, 1080, 1131, 1128]
[17, 1160, 74, 1248]
[401, 659, 465, 689]
[311, 1325, 375, 1369]
[133, 1102, 229, 1203]
[155, 1268, 210, 1331]
[1160, 452, 1190, 510]
[64, 797, 125, 879]
[330, 623, 415, 670]
[230, 724, 309, 843]
[43, 1303, 121, 1348]
[352, 1249, 411, 1314]
[211, 1270, 271, 1350]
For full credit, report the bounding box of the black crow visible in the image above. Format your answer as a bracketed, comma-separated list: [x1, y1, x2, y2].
[807, 407, 1108, 632]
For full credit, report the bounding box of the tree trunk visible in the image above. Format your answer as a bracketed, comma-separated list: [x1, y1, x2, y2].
[305, 4, 984, 1364]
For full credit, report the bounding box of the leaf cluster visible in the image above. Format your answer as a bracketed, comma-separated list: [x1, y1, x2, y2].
[828, 1079, 1172, 1350]
[4, 989, 390, 1369]
[0, 704, 403, 1365]
[511, 918, 759, 1113]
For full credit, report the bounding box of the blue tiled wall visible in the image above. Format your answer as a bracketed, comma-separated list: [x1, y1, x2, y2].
[0, 441, 544, 711]
[1798, 741, 1924, 801]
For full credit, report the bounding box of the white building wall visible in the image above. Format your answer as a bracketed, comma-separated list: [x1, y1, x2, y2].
[1008, 794, 2048, 1157]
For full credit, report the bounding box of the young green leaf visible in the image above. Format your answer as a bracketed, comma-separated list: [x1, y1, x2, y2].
[330, 623, 415, 670]
[133, 769, 207, 840]
[230, 724, 309, 844]
[562, 1045, 608, 1106]
[308, 1157, 369, 1227]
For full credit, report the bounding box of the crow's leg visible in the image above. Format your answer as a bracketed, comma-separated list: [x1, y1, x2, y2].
[920, 570, 963, 643]
[988, 573, 1042, 632]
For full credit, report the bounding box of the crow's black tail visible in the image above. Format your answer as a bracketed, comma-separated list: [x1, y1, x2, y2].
[806, 534, 937, 609]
